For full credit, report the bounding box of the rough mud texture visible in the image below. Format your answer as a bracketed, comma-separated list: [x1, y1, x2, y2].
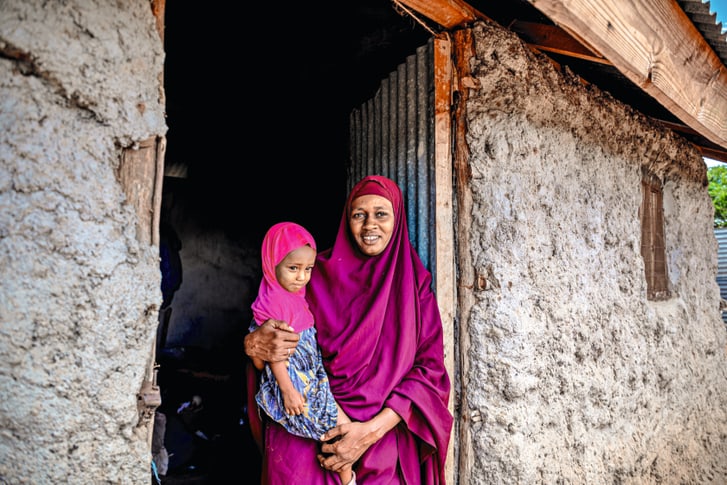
[459, 20, 727, 484]
[0, 1, 166, 483]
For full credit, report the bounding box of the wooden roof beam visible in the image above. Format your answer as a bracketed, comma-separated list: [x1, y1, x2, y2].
[395, 0, 727, 153]
[393, 0, 479, 28]
[509, 20, 611, 65]
[521, 0, 727, 151]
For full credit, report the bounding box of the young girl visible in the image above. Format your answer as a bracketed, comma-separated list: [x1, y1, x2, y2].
[248, 221, 354, 485]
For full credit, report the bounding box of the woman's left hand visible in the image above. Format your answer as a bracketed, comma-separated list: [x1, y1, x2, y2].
[317, 421, 371, 473]
[317, 408, 402, 473]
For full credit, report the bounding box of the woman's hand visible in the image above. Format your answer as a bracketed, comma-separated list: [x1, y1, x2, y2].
[317, 408, 402, 473]
[317, 421, 371, 473]
[244, 318, 300, 364]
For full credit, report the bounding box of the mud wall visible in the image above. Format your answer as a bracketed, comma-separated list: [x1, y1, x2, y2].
[457, 20, 727, 484]
[0, 1, 166, 482]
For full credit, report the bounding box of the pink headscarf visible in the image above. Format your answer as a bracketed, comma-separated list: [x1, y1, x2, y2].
[251, 221, 316, 332]
[306, 175, 452, 483]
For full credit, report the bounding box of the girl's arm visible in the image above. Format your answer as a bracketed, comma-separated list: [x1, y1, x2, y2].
[269, 360, 306, 415]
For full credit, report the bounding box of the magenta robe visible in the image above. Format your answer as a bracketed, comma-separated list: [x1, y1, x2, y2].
[259, 176, 453, 484]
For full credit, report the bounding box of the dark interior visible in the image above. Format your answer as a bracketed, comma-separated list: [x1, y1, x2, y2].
[162, 1, 431, 248]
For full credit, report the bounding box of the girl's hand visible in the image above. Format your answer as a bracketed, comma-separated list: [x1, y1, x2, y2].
[282, 389, 306, 416]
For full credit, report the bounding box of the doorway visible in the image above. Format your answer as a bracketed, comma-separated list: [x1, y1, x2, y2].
[154, 2, 430, 482]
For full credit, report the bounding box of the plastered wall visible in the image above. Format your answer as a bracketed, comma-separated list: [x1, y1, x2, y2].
[456, 20, 727, 484]
[0, 1, 166, 482]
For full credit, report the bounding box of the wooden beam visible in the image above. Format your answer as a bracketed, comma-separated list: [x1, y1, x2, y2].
[433, 35, 456, 485]
[526, 0, 727, 151]
[655, 118, 727, 163]
[510, 20, 612, 65]
[393, 0, 479, 28]
[396, 0, 727, 152]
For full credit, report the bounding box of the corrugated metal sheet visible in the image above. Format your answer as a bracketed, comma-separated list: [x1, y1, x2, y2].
[716, 227, 727, 278]
[714, 227, 727, 323]
[348, 39, 436, 273]
[678, 0, 727, 65]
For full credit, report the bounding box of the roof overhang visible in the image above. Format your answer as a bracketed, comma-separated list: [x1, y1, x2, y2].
[396, 0, 727, 162]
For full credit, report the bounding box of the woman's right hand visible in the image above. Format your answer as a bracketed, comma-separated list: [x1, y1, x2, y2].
[244, 318, 300, 363]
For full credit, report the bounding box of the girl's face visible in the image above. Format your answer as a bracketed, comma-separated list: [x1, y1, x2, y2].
[349, 194, 395, 257]
[275, 244, 316, 293]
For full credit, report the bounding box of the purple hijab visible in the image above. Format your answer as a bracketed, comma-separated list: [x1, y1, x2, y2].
[261, 175, 452, 484]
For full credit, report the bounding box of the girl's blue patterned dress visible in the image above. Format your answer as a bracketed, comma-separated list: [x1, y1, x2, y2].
[249, 322, 339, 439]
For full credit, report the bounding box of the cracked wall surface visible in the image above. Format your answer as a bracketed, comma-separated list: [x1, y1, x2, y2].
[0, 1, 166, 483]
[457, 20, 727, 484]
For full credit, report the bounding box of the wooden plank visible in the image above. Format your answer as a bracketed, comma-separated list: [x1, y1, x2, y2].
[510, 20, 612, 65]
[394, 0, 479, 28]
[451, 26, 476, 484]
[151, 136, 166, 247]
[528, 0, 727, 150]
[433, 33, 456, 485]
[118, 137, 158, 246]
[655, 118, 727, 162]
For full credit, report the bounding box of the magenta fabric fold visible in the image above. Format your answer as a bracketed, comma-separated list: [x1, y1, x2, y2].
[251, 221, 316, 332]
[260, 176, 453, 484]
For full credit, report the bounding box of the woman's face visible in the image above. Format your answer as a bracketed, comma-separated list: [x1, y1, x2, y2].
[349, 194, 395, 256]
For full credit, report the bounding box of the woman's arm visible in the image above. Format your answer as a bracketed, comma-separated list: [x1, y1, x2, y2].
[244, 319, 300, 364]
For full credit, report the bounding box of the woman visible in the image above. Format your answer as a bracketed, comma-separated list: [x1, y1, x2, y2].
[245, 175, 453, 484]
